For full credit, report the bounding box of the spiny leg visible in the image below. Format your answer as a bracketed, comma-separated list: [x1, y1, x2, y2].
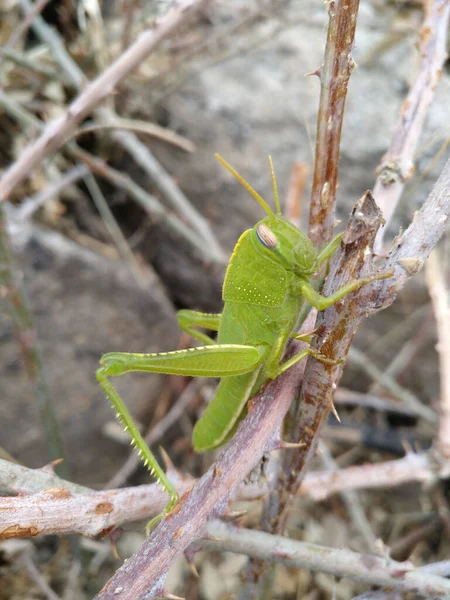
[96, 367, 178, 533]
[96, 344, 265, 530]
[176, 310, 221, 345]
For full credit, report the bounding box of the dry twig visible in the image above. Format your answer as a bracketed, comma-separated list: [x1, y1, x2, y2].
[308, 0, 360, 247]
[0, 0, 50, 59]
[426, 249, 450, 458]
[18, 0, 224, 263]
[3, 448, 450, 537]
[373, 0, 450, 253]
[0, 0, 204, 201]
[351, 560, 450, 599]
[74, 118, 195, 153]
[201, 521, 450, 599]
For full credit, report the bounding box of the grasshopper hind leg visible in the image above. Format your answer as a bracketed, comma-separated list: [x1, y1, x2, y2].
[96, 343, 265, 531]
[96, 366, 178, 534]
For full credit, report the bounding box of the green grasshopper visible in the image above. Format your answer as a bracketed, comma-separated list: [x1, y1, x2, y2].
[96, 155, 391, 529]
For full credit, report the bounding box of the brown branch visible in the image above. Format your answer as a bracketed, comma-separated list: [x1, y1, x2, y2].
[308, 0, 360, 247]
[91, 155, 450, 593]
[0, 0, 205, 203]
[273, 155, 450, 536]
[373, 0, 450, 253]
[245, 4, 362, 588]
[242, 191, 388, 597]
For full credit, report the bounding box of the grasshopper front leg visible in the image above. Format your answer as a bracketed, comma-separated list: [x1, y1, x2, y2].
[300, 269, 393, 311]
[96, 343, 265, 531]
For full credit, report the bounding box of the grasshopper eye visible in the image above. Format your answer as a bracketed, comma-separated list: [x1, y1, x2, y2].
[256, 224, 278, 249]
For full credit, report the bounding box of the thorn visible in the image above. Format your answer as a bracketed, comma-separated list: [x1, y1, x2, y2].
[267, 435, 306, 451]
[204, 535, 223, 542]
[159, 446, 175, 473]
[184, 550, 199, 578]
[401, 439, 414, 455]
[304, 65, 322, 78]
[161, 592, 185, 600]
[222, 509, 247, 522]
[329, 399, 341, 422]
[108, 528, 125, 560]
[40, 458, 64, 473]
[188, 561, 199, 578]
[291, 327, 319, 342]
[110, 540, 121, 561]
[278, 440, 307, 450]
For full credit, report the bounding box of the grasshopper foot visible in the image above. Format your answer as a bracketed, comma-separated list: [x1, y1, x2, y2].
[145, 494, 178, 536]
[310, 349, 343, 366]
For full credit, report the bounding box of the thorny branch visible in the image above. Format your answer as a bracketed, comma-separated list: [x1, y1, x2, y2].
[248, 0, 363, 588]
[272, 156, 450, 538]
[258, 0, 450, 550]
[308, 0, 360, 247]
[93, 316, 316, 600]
[201, 522, 450, 599]
[4, 447, 450, 539]
[244, 192, 388, 596]
[4, 467, 450, 600]
[373, 0, 450, 253]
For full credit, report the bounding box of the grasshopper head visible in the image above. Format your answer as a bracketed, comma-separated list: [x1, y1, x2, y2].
[215, 154, 318, 280]
[252, 216, 318, 279]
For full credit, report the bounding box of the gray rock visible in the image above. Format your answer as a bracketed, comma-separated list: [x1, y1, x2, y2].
[0, 222, 180, 485]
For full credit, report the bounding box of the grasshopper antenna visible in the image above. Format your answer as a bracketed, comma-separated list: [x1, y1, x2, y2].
[215, 154, 276, 219]
[268, 155, 281, 215]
